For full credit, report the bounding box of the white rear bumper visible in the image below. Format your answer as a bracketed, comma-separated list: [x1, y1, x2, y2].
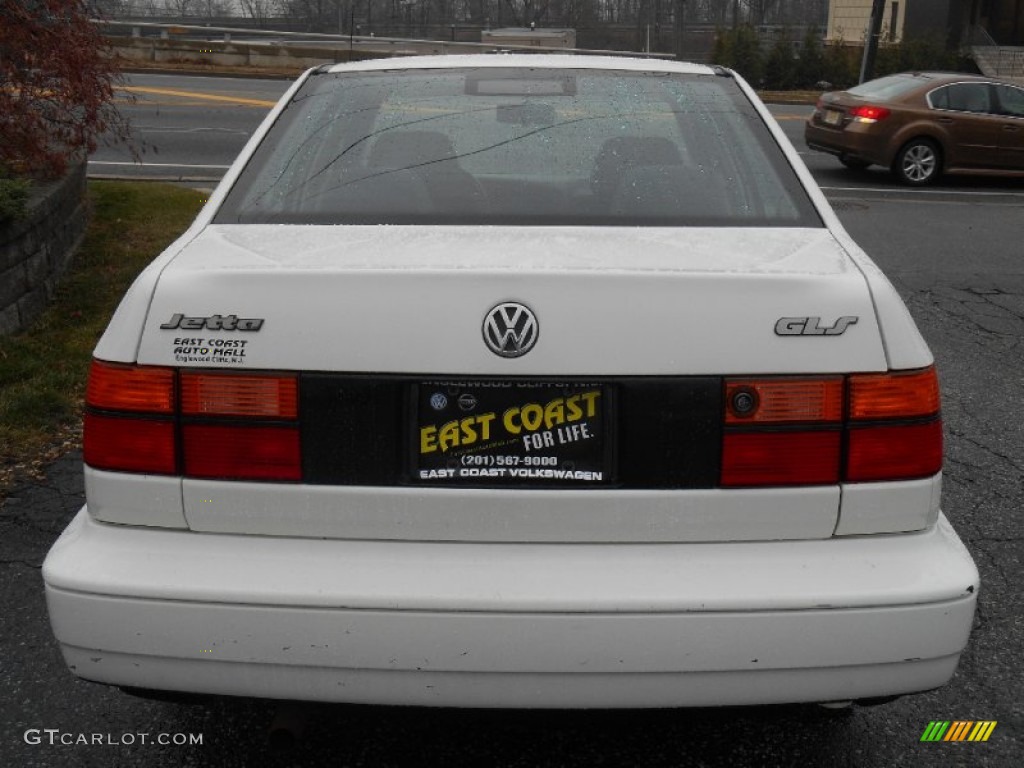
[44, 509, 978, 708]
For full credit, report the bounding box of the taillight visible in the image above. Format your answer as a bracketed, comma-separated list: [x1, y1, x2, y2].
[183, 424, 301, 481]
[848, 368, 940, 420]
[84, 361, 177, 474]
[847, 368, 942, 481]
[84, 412, 177, 474]
[86, 360, 175, 413]
[84, 359, 301, 481]
[722, 377, 843, 487]
[721, 367, 941, 487]
[725, 378, 843, 424]
[181, 372, 297, 418]
[847, 421, 943, 482]
[722, 430, 841, 486]
[849, 105, 891, 123]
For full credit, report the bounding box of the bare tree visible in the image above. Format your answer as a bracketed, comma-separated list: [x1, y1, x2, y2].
[239, 0, 275, 24]
[499, 0, 551, 26]
[197, 0, 234, 16]
[163, 0, 196, 17]
[276, 0, 341, 27]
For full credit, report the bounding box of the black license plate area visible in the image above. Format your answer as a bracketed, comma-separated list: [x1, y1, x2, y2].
[412, 380, 613, 486]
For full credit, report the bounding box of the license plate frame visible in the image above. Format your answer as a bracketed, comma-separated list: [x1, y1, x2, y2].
[824, 109, 843, 126]
[410, 380, 614, 487]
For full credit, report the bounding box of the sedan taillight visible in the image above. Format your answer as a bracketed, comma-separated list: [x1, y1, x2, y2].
[849, 105, 891, 123]
[721, 367, 942, 487]
[84, 360, 301, 481]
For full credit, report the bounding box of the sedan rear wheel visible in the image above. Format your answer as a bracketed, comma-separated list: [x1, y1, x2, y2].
[893, 139, 941, 185]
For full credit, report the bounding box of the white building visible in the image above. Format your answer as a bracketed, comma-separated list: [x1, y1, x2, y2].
[827, 0, 907, 43]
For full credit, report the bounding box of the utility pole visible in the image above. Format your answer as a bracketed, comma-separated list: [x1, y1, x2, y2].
[673, 0, 685, 60]
[858, 0, 887, 83]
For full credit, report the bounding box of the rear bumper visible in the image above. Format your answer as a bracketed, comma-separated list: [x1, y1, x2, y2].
[44, 509, 978, 708]
[804, 120, 892, 166]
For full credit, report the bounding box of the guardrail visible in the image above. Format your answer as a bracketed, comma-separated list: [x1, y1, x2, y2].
[95, 19, 675, 61]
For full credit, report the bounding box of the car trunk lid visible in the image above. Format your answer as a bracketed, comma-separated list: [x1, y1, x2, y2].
[138, 225, 885, 375]
[121, 224, 889, 542]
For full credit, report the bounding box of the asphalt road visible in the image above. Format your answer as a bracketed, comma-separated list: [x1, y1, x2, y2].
[89, 73, 286, 182]
[2, 72, 1022, 767]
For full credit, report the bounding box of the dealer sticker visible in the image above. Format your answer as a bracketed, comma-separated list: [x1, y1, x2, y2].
[414, 381, 611, 486]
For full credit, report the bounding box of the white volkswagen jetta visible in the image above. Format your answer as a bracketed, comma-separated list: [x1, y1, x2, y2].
[44, 56, 978, 709]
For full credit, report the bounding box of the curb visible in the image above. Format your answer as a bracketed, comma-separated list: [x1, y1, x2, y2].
[87, 173, 222, 183]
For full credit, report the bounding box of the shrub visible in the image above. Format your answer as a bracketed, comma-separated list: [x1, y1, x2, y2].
[731, 25, 764, 86]
[713, 26, 764, 86]
[0, 176, 31, 224]
[764, 38, 798, 91]
[796, 29, 825, 89]
[711, 27, 732, 68]
[823, 40, 858, 89]
[0, 1, 131, 179]
[874, 35, 969, 78]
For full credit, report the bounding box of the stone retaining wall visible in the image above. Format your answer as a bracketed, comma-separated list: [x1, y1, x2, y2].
[0, 162, 88, 336]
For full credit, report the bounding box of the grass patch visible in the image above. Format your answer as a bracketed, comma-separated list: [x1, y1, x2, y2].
[0, 181, 205, 497]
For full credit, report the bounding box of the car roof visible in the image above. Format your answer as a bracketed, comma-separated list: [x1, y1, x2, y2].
[890, 71, 1000, 85]
[322, 54, 719, 77]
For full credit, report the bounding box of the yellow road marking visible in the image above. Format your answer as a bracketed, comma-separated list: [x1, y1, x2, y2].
[114, 99, 223, 107]
[121, 85, 277, 108]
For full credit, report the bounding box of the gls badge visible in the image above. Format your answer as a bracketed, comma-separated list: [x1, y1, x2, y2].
[775, 316, 859, 336]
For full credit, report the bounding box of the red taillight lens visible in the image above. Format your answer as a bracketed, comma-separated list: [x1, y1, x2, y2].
[86, 360, 175, 413]
[183, 424, 301, 481]
[722, 430, 841, 487]
[84, 412, 177, 474]
[847, 420, 943, 482]
[181, 372, 298, 418]
[849, 105, 891, 122]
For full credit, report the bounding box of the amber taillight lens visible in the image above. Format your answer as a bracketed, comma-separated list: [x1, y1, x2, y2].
[86, 360, 175, 413]
[848, 368, 941, 420]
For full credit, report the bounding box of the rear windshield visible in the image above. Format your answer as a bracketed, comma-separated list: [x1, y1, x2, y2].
[847, 73, 925, 100]
[215, 67, 821, 227]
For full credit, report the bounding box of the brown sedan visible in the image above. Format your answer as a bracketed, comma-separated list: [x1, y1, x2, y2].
[805, 71, 1024, 184]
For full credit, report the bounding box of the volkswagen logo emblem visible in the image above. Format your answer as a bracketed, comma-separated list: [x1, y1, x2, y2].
[483, 302, 539, 358]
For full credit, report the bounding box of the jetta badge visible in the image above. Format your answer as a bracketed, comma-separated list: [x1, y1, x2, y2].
[483, 302, 539, 358]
